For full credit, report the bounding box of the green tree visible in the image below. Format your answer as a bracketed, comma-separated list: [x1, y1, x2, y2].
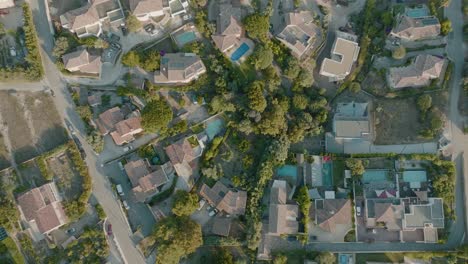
[349, 82, 361, 93]
[141, 51, 160, 72]
[257, 99, 287, 136]
[126, 15, 141, 32]
[65, 227, 109, 263]
[273, 254, 288, 264]
[247, 81, 267, 112]
[392, 46, 406, 59]
[201, 164, 223, 180]
[152, 216, 202, 264]
[345, 159, 365, 180]
[122, 51, 141, 67]
[213, 248, 233, 264]
[189, 0, 207, 7]
[263, 66, 281, 90]
[417, 94, 432, 113]
[297, 69, 314, 87]
[284, 57, 301, 79]
[76, 105, 92, 121]
[381, 11, 393, 27]
[441, 19, 452, 35]
[292, 94, 309, 110]
[172, 190, 198, 216]
[0, 23, 5, 35]
[243, 14, 270, 42]
[52, 36, 69, 58]
[0, 197, 19, 231]
[250, 45, 273, 70]
[94, 38, 109, 49]
[141, 99, 173, 133]
[209, 95, 236, 114]
[315, 252, 336, 264]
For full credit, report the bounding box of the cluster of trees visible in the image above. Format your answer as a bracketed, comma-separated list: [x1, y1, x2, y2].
[345, 159, 366, 180]
[151, 216, 202, 264]
[243, 14, 270, 42]
[141, 99, 173, 133]
[53, 34, 108, 58]
[122, 50, 161, 72]
[416, 94, 444, 139]
[65, 227, 109, 263]
[126, 15, 142, 33]
[172, 190, 198, 216]
[425, 157, 456, 219]
[295, 186, 310, 244]
[63, 141, 92, 221]
[0, 196, 18, 231]
[194, 11, 215, 38]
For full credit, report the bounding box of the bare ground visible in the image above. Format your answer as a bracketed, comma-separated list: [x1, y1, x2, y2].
[47, 152, 82, 201]
[18, 160, 46, 188]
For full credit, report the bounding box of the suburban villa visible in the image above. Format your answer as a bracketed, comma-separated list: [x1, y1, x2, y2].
[390, 5, 440, 41]
[315, 198, 352, 233]
[388, 54, 446, 89]
[165, 135, 205, 190]
[153, 53, 206, 84]
[319, 32, 360, 81]
[129, 0, 188, 21]
[332, 101, 371, 140]
[17, 182, 68, 242]
[0, 0, 14, 9]
[275, 11, 321, 58]
[268, 180, 299, 236]
[211, 0, 254, 62]
[94, 106, 143, 145]
[124, 158, 174, 202]
[199, 181, 247, 215]
[60, 0, 124, 38]
[62, 48, 102, 76]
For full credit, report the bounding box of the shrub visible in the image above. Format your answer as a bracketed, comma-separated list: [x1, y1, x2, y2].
[392, 46, 406, 59]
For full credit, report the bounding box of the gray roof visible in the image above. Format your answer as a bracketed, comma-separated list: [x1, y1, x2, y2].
[154, 53, 206, 83]
[404, 198, 444, 228]
[333, 119, 370, 138]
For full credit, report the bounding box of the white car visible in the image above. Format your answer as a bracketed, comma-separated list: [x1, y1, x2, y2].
[116, 184, 124, 196]
[122, 200, 130, 210]
[356, 206, 361, 216]
[118, 161, 124, 170]
[123, 146, 133, 152]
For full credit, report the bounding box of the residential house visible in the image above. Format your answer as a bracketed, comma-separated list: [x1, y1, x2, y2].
[124, 159, 173, 202]
[315, 199, 351, 232]
[388, 54, 446, 89]
[165, 135, 205, 190]
[275, 11, 321, 58]
[390, 6, 440, 41]
[0, 0, 14, 9]
[17, 182, 68, 241]
[212, 217, 232, 237]
[62, 49, 102, 76]
[332, 101, 371, 140]
[268, 180, 299, 235]
[319, 32, 360, 81]
[60, 0, 125, 38]
[199, 181, 247, 215]
[94, 106, 143, 145]
[211, 0, 254, 61]
[129, 0, 164, 21]
[365, 199, 404, 231]
[153, 53, 206, 84]
[402, 198, 444, 243]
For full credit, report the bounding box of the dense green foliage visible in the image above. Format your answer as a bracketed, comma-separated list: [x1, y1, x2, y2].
[172, 190, 199, 216]
[243, 14, 270, 42]
[345, 159, 365, 180]
[295, 186, 310, 243]
[247, 81, 267, 112]
[250, 45, 274, 70]
[126, 15, 142, 32]
[122, 50, 161, 72]
[392, 46, 406, 59]
[315, 252, 336, 264]
[141, 99, 173, 133]
[0, 237, 25, 264]
[65, 227, 109, 263]
[151, 216, 202, 264]
[0, 196, 19, 231]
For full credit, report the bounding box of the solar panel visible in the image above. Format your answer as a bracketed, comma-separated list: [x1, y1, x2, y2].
[0, 227, 8, 241]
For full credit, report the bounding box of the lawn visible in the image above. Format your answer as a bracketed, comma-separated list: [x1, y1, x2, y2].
[0, 237, 26, 264]
[332, 159, 345, 188]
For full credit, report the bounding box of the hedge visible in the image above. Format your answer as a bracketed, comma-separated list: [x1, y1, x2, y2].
[21, 3, 44, 81]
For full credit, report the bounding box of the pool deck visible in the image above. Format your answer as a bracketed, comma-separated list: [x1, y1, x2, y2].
[170, 23, 201, 48]
[224, 38, 255, 64]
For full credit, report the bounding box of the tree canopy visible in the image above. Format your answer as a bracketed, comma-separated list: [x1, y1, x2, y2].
[153, 216, 202, 264]
[345, 159, 366, 179]
[141, 99, 173, 133]
[126, 15, 141, 32]
[392, 46, 406, 59]
[172, 190, 199, 216]
[243, 14, 270, 42]
[250, 45, 273, 70]
[417, 94, 432, 113]
[247, 81, 267, 113]
[122, 51, 141, 67]
[65, 227, 109, 263]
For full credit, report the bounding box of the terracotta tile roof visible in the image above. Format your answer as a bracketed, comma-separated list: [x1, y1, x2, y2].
[199, 181, 247, 215]
[125, 159, 151, 186]
[165, 137, 197, 165]
[211, 1, 242, 52]
[111, 117, 143, 145]
[17, 183, 67, 234]
[60, 0, 121, 31]
[95, 107, 124, 134]
[125, 159, 171, 202]
[391, 16, 440, 41]
[268, 180, 299, 235]
[388, 54, 445, 89]
[315, 199, 351, 232]
[62, 49, 102, 75]
[130, 0, 163, 16]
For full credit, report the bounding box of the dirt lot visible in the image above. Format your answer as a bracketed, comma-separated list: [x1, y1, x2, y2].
[0, 91, 67, 163]
[18, 160, 46, 188]
[47, 152, 82, 201]
[374, 92, 448, 144]
[361, 70, 388, 97]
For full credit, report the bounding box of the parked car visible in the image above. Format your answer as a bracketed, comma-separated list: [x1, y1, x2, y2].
[356, 206, 361, 216]
[107, 224, 112, 236]
[144, 23, 155, 33]
[120, 25, 128, 36]
[198, 199, 206, 210]
[118, 161, 124, 170]
[66, 228, 76, 234]
[123, 146, 133, 152]
[116, 184, 124, 196]
[122, 200, 130, 210]
[9, 47, 16, 57]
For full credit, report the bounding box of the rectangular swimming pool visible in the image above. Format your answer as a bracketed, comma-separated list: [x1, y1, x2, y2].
[230, 43, 250, 61]
[406, 8, 429, 18]
[175, 31, 197, 47]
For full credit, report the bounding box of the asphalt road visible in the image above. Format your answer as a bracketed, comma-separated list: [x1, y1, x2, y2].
[25, 0, 146, 263]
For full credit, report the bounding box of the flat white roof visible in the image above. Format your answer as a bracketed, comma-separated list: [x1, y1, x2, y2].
[320, 37, 360, 77]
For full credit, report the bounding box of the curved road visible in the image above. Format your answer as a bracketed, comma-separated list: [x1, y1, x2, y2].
[26, 0, 145, 263]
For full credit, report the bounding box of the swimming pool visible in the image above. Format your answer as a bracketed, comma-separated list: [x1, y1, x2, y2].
[362, 170, 389, 183]
[205, 119, 224, 140]
[406, 8, 429, 18]
[230, 43, 250, 61]
[175, 31, 197, 47]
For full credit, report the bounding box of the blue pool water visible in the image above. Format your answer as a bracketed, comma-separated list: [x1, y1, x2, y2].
[230, 43, 250, 61]
[362, 170, 389, 183]
[205, 119, 224, 140]
[339, 254, 349, 264]
[175, 31, 197, 47]
[406, 8, 429, 18]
